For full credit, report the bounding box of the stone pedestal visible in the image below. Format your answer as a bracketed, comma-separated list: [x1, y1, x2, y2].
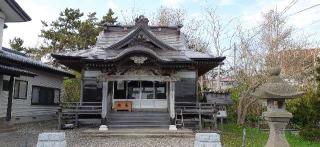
[169, 125, 177, 131]
[265, 112, 292, 147]
[99, 125, 108, 131]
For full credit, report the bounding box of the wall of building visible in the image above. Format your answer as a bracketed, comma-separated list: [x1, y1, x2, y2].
[81, 69, 198, 103]
[174, 70, 197, 103]
[0, 69, 64, 123]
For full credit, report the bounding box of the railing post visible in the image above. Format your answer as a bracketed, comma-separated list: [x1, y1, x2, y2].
[180, 109, 184, 128]
[58, 104, 62, 130]
[75, 103, 79, 127]
[213, 103, 217, 131]
[169, 81, 177, 131]
[198, 104, 202, 130]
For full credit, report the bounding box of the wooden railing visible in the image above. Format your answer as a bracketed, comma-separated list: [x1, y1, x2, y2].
[175, 102, 223, 130]
[58, 102, 102, 129]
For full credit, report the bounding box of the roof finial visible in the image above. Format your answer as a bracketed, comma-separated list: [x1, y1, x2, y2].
[135, 15, 149, 26]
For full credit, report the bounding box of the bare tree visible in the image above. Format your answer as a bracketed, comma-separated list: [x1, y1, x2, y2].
[150, 7, 186, 26]
[234, 4, 317, 124]
[203, 8, 237, 91]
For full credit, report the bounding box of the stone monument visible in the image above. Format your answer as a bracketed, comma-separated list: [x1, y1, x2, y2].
[36, 132, 66, 147]
[194, 133, 222, 147]
[252, 67, 303, 147]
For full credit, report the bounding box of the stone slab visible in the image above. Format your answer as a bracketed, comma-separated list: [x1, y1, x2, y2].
[194, 133, 222, 147]
[36, 132, 66, 147]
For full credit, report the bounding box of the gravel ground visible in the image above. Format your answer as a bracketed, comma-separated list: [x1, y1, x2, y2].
[0, 121, 194, 147]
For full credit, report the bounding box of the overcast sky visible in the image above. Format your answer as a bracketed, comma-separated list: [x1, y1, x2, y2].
[2, 0, 320, 48]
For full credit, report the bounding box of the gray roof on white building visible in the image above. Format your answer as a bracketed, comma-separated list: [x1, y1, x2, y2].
[0, 47, 74, 77]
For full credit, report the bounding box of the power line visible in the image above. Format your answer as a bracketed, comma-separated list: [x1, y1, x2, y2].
[288, 3, 320, 17]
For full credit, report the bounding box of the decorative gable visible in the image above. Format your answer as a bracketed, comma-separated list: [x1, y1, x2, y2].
[105, 15, 176, 51]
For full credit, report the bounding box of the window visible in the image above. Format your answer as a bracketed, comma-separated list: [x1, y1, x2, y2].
[127, 81, 140, 99]
[114, 81, 126, 99]
[155, 81, 166, 99]
[141, 81, 154, 99]
[2, 80, 10, 91]
[31, 86, 60, 105]
[14, 80, 28, 99]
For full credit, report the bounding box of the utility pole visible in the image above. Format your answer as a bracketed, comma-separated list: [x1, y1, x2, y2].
[233, 42, 237, 76]
[216, 48, 221, 91]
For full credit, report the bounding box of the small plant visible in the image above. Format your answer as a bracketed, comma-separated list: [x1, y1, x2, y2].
[300, 126, 320, 142]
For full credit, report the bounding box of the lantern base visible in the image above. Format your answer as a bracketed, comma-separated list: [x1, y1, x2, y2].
[265, 111, 292, 147]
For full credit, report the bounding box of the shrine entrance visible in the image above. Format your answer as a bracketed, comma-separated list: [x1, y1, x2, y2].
[113, 80, 168, 110]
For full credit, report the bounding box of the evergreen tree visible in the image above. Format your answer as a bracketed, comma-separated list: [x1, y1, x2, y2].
[78, 12, 100, 49]
[100, 8, 118, 25]
[40, 8, 100, 54]
[9, 37, 25, 52]
[9, 37, 41, 59]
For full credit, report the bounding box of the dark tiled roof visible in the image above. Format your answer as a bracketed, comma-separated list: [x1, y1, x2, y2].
[0, 64, 37, 77]
[0, 47, 74, 78]
[53, 16, 223, 62]
[52, 16, 225, 75]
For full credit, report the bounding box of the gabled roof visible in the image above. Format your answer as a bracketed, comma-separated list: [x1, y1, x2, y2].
[106, 23, 176, 51]
[53, 15, 222, 62]
[52, 15, 225, 75]
[0, 0, 31, 22]
[0, 47, 74, 77]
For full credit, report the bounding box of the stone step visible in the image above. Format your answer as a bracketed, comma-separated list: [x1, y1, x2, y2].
[108, 117, 169, 121]
[81, 128, 194, 138]
[109, 113, 169, 117]
[108, 124, 170, 129]
[108, 122, 169, 126]
[108, 119, 169, 123]
[78, 119, 101, 125]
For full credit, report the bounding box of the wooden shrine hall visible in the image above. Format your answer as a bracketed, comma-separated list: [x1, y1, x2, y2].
[52, 15, 225, 130]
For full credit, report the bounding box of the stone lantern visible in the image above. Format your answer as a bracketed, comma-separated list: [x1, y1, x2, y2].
[252, 67, 303, 147]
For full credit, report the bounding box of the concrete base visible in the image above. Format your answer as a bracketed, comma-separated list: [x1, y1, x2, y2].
[99, 125, 108, 131]
[169, 125, 177, 131]
[0, 120, 16, 133]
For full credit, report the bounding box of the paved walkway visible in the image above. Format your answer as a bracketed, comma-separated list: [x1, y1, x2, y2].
[0, 121, 195, 147]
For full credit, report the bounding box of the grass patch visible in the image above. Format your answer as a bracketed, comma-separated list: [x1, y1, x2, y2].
[220, 124, 320, 147]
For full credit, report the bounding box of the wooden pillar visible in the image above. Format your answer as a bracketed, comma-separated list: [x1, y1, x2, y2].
[0, 11, 5, 50]
[101, 81, 108, 124]
[79, 78, 83, 105]
[6, 76, 14, 121]
[169, 81, 177, 130]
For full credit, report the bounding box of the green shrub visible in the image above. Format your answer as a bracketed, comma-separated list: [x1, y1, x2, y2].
[300, 126, 320, 142]
[245, 114, 261, 127]
[227, 88, 239, 123]
[63, 72, 81, 102]
[287, 87, 320, 127]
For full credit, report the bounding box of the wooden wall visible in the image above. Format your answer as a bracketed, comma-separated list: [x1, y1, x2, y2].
[0, 69, 64, 123]
[174, 71, 197, 103]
